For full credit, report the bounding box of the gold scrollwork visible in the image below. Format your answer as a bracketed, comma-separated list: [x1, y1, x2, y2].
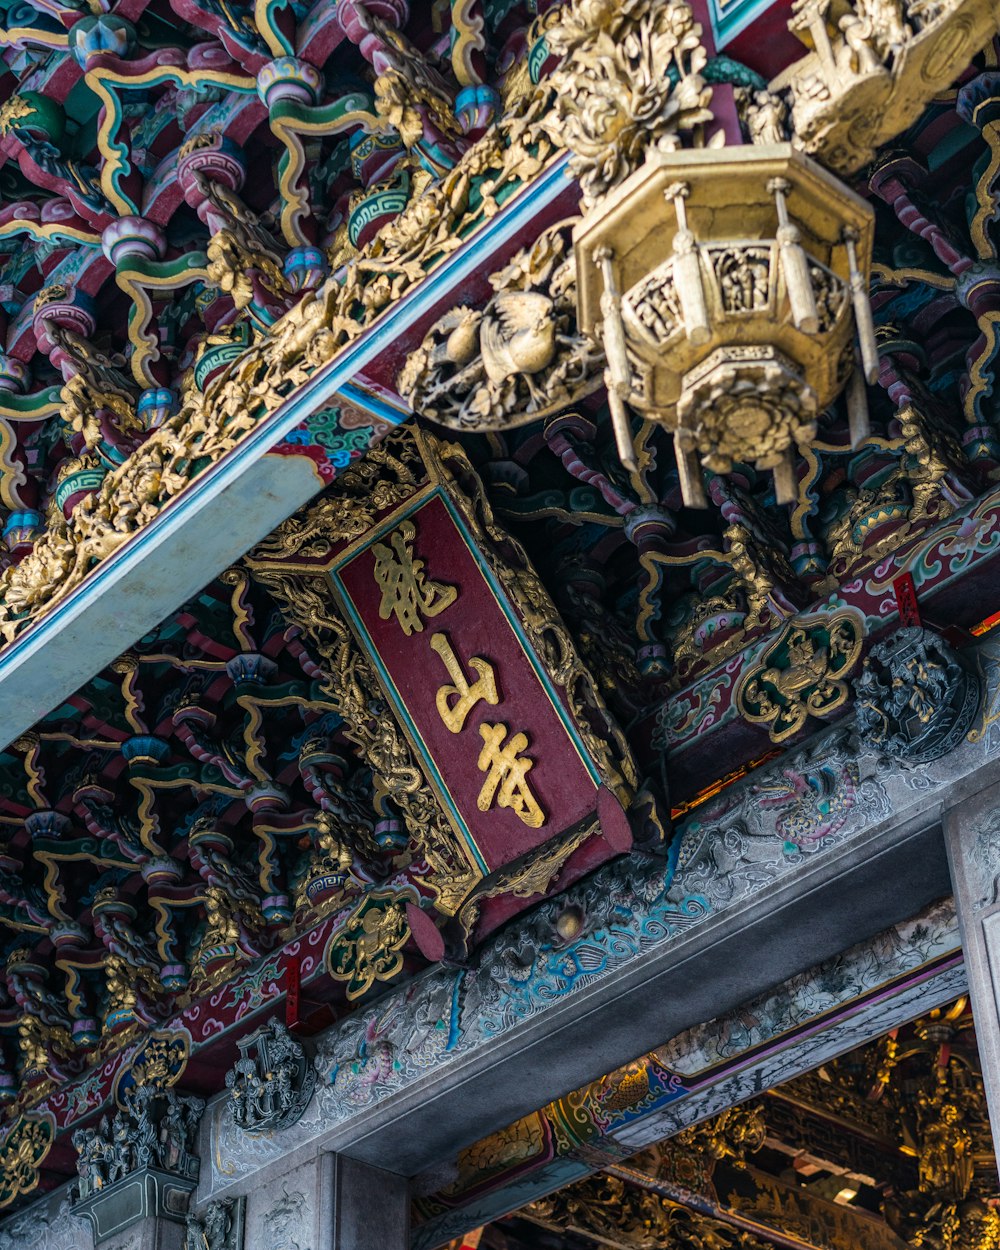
[0, 1115, 53, 1208]
[736, 609, 865, 742]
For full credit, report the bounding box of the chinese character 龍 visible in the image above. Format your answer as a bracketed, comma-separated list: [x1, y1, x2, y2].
[371, 519, 457, 635]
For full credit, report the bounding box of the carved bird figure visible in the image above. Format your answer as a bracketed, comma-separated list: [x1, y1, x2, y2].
[480, 291, 557, 382]
[441, 307, 481, 367]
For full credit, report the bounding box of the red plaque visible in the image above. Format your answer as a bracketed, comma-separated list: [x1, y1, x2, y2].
[331, 488, 604, 876]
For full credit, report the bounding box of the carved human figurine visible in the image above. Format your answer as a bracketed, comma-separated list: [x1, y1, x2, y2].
[107, 1113, 134, 1182]
[856, 0, 910, 54]
[185, 1201, 234, 1250]
[159, 1092, 189, 1170]
[72, 1124, 111, 1199]
[837, 8, 884, 73]
[745, 90, 788, 145]
[918, 1098, 973, 1200]
[125, 1088, 158, 1170]
[185, 1212, 207, 1250]
[228, 1055, 257, 1128]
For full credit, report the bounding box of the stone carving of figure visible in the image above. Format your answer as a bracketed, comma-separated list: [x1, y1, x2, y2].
[108, 1113, 133, 1183]
[225, 1018, 315, 1133]
[158, 1092, 188, 1170]
[72, 1125, 111, 1200]
[125, 1088, 158, 1171]
[185, 1212, 206, 1250]
[185, 1200, 235, 1250]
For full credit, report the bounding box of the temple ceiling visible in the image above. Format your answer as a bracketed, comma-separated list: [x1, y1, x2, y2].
[0, 0, 997, 1226]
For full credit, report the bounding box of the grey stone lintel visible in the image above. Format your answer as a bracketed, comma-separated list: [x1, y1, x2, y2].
[200, 637, 1000, 1200]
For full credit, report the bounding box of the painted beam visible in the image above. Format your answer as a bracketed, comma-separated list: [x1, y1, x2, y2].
[0, 157, 574, 750]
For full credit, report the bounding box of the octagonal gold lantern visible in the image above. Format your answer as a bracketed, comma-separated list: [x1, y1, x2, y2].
[574, 143, 877, 506]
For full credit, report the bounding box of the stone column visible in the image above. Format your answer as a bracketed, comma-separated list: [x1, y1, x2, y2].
[242, 1150, 410, 1250]
[320, 1155, 409, 1250]
[100, 1216, 185, 1250]
[943, 781, 1000, 1162]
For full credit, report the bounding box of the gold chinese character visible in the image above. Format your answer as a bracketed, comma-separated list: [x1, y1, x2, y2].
[371, 519, 457, 635]
[477, 723, 545, 828]
[431, 633, 500, 733]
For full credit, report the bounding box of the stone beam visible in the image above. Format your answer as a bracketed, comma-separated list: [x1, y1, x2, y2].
[943, 779, 1000, 1164]
[411, 896, 962, 1249]
[200, 635, 1000, 1202]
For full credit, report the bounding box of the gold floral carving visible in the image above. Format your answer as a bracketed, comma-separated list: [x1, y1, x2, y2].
[453, 820, 596, 947]
[673, 1103, 767, 1168]
[0, 1116, 52, 1207]
[117, 1032, 189, 1100]
[542, 0, 716, 209]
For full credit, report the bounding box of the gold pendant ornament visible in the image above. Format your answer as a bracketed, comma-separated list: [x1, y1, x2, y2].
[573, 144, 876, 506]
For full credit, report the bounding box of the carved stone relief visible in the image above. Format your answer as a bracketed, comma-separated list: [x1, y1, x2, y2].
[0, 1191, 90, 1250]
[854, 626, 981, 762]
[185, 1197, 245, 1250]
[72, 1085, 204, 1204]
[245, 1165, 317, 1250]
[72, 1085, 205, 1244]
[225, 1021, 315, 1135]
[967, 808, 1000, 912]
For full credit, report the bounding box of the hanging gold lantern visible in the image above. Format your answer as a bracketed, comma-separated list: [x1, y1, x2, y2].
[573, 143, 877, 506]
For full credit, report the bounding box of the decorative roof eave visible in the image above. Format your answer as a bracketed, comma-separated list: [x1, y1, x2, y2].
[0, 147, 577, 750]
[651, 479, 1000, 803]
[2, 0, 997, 747]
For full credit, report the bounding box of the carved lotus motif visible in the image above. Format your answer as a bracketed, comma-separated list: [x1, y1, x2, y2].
[675, 347, 818, 473]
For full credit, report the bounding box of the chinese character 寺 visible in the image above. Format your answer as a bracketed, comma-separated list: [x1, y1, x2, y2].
[477, 723, 545, 828]
[372, 519, 457, 635]
[431, 633, 499, 733]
